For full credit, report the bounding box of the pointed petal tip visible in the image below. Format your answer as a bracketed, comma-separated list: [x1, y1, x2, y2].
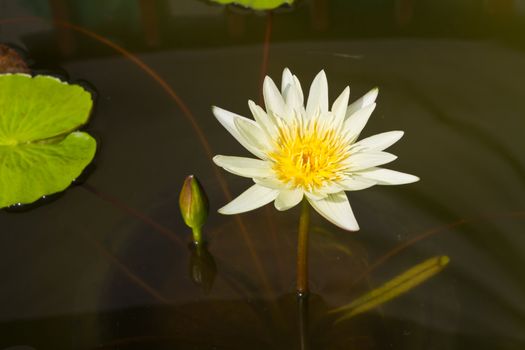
[336, 219, 360, 232]
[344, 223, 360, 232]
[358, 168, 420, 185]
[312, 69, 327, 82]
[211, 105, 225, 119]
[217, 205, 236, 215]
[263, 76, 272, 89]
[212, 155, 222, 165]
[217, 184, 279, 216]
[368, 87, 379, 101]
[307, 192, 360, 232]
[385, 130, 406, 146]
[217, 207, 236, 215]
[274, 201, 289, 211]
[247, 99, 261, 113]
[263, 75, 273, 85]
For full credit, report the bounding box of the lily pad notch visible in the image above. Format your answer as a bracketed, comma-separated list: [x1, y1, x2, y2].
[0, 73, 97, 208]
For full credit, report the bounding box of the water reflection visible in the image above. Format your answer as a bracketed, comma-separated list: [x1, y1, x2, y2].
[188, 242, 217, 293]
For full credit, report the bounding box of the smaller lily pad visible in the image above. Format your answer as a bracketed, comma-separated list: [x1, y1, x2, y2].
[0, 44, 30, 74]
[210, 0, 294, 10]
[0, 74, 96, 208]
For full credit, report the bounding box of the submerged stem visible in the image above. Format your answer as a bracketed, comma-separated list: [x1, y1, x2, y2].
[297, 293, 310, 350]
[296, 199, 310, 296]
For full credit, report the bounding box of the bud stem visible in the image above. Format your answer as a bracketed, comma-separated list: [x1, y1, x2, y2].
[192, 227, 203, 246]
[296, 198, 310, 296]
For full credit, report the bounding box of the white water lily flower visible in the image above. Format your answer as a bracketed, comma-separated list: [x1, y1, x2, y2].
[212, 68, 419, 231]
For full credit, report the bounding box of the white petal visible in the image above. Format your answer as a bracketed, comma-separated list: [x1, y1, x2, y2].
[346, 151, 397, 171]
[253, 176, 287, 190]
[213, 106, 268, 159]
[339, 176, 376, 191]
[280, 68, 302, 112]
[263, 76, 287, 118]
[346, 87, 378, 118]
[357, 167, 420, 185]
[218, 184, 279, 215]
[274, 189, 303, 211]
[343, 103, 376, 143]
[307, 192, 359, 231]
[213, 155, 273, 178]
[234, 117, 273, 156]
[352, 131, 404, 152]
[212, 106, 267, 158]
[320, 182, 345, 195]
[248, 100, 277, 138]
[332, 86, 350, 127]
[306, 70, 328, 119]
[284, 83, 304, 111]
[281, 68, 294, 93]
[305, 191, 326, 201]
[292, 75, 304, 106]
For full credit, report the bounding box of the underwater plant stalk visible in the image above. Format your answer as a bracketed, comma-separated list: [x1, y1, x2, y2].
[297, 292, 310, 349]
[296, 199, 310, 296]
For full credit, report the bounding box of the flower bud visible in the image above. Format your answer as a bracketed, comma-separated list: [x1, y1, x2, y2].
[179, 175, 209, 243]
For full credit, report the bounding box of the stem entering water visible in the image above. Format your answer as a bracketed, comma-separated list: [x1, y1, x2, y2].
[296, 199, 310, 296]
[192, 227, 203, 246]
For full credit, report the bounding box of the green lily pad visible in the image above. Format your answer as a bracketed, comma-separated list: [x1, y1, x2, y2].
[210, 0, 294, 10]
[0, 74, 96, 208]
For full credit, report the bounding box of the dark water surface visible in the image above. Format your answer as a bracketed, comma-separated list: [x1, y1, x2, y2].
[1, 0, 525, 349]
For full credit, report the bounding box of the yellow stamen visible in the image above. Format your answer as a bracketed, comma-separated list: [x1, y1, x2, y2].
[269, 119, 350, 191]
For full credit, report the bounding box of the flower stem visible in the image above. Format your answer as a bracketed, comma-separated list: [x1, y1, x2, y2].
[192, 227, 203, 246]
[296, 198, 310, 296]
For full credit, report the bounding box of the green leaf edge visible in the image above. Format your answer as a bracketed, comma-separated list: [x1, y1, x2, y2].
[0, 131, 97, 208]
[210, 0, 294, 10]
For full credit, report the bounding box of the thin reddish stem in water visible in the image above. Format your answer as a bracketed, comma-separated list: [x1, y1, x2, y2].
[0, 16, 275, 296]
[351, 210, 525, 289]
[81, 230, 171, 304]
[81, 184, 183, 245]
[258, 11, 273, 105]
[256, 11, 283, 295]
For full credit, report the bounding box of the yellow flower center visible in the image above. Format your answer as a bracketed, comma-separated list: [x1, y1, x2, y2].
[269, 120, 350, 191]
